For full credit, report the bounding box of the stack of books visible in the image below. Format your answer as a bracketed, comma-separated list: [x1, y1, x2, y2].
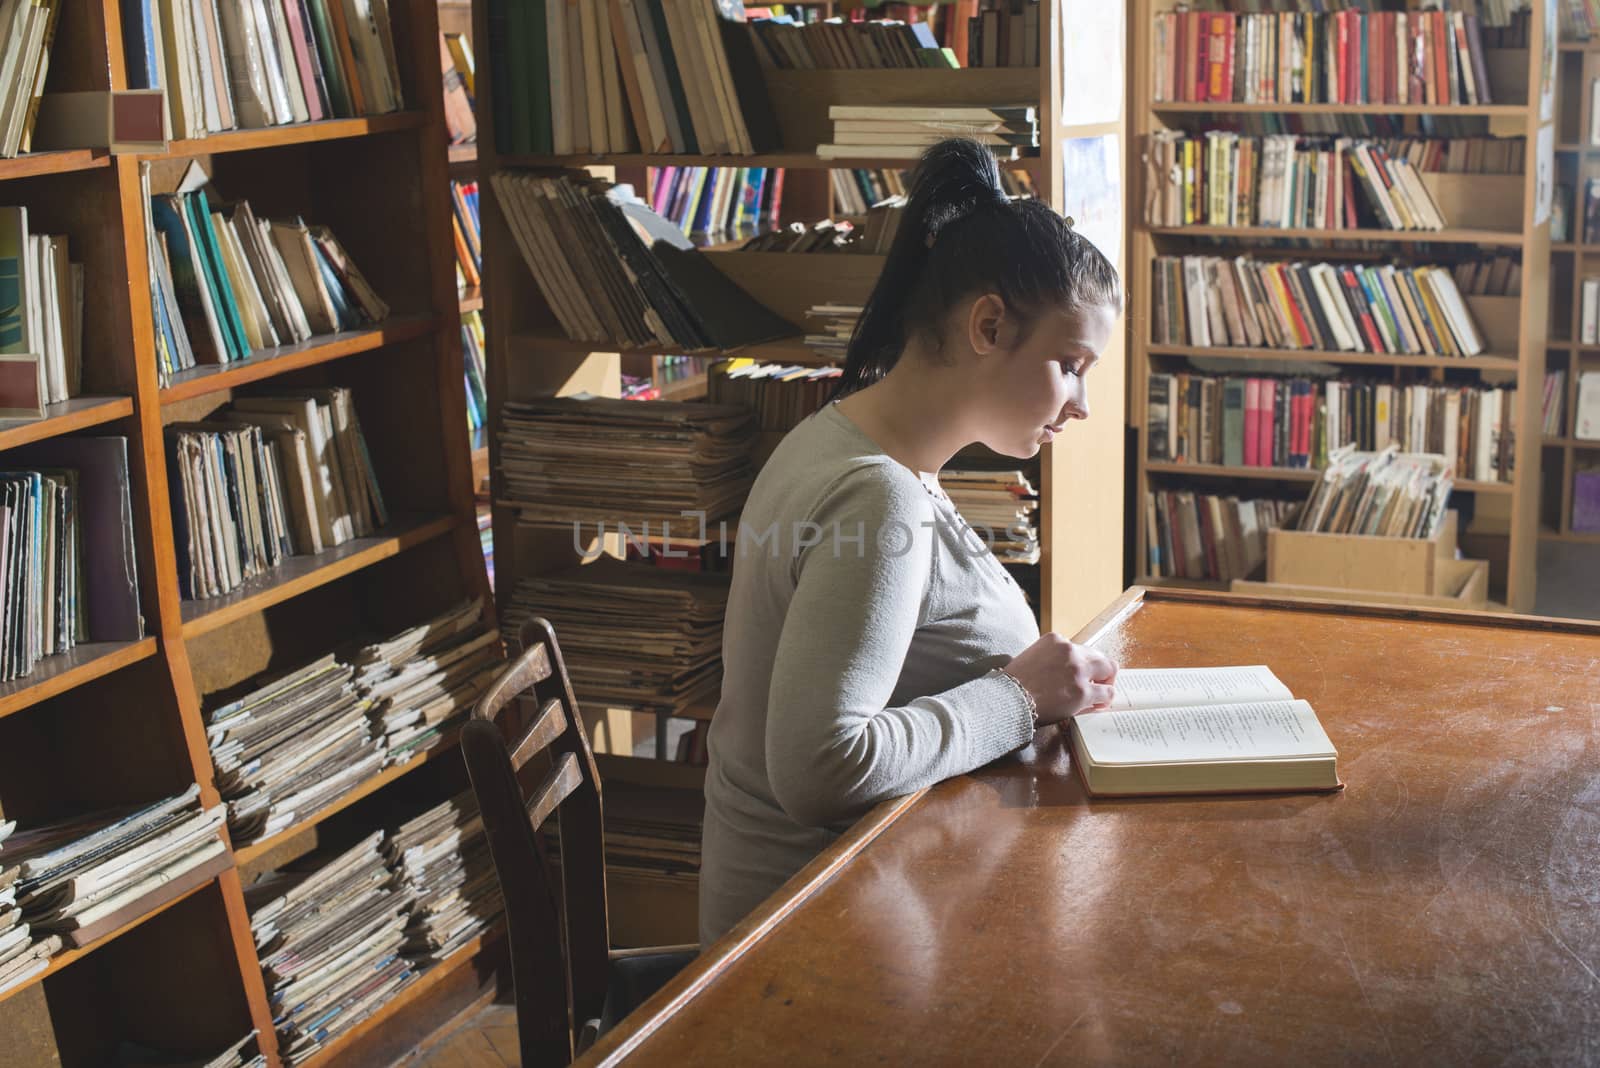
[803, 304, 860, 360]
[738, 200, 906, 253]
[1151, 255, 1487, 357]
[502, 556, 730, 716]
[1148, 373, 1518, 482]
[246, 833, 415, 1066]
[440, 31, 476, 146]
[144, 165, 389, 377]
[492, 0, 778, 156]
[166, 388, 389, 600]
[349, 599, 504, 767]
[648, 166, 785, 243]
[1297, 447, 1453, 539]
[1543, 370, 1567, 437]
[1142, 133, 1457, 231]
[0, 437, 144, 683]
[384, 792, 502, 967]
[1143, 491, 1300, 582]
[0, 785, 229, 989]
[206, 655, 380, 848]
[499, 396, 756, 530]
[1151, 9, 1496, 106]
[741, 16, 957, 69]
[0, 0, 58, 156]
[708, 359, 841, 433]
[590, 781, 702, 885]
[0, 207, 82, 412]
[462, 309, 488, 436]
[120, 0, 406, 141]
[942, 468, 1040, 564]
[490, 169, 796, 351]
[818, 105, 1039, 161]
[451, 179, 481, 292]
[967, 0, 1042, 67]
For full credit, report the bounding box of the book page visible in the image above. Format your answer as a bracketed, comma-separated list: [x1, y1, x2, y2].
[1109, 665, 1293, 710]
[1074, 700, 1337, 766]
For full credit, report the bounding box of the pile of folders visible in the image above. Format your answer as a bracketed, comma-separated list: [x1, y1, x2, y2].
[206, 600, 503, 848]
[0, 786, 230, 994]
[166, 388, 386, 600]
[145, 164, 389, 378]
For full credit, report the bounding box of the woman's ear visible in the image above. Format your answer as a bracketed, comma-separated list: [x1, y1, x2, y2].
[967, 293, 1010, 356]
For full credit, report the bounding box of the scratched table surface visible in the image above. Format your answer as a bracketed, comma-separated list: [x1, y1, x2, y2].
[582, 590, 1600, 1067]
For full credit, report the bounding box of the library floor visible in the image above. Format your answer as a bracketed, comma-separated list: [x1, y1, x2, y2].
[410, 1002, 518, 1067]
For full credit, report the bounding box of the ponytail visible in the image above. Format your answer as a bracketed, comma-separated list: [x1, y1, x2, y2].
[833, 137, 1121, 399]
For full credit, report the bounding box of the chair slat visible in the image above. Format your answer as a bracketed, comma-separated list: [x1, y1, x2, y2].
[471, 642, 552, 722]
[526, 751, 582, 832]
[510, 699, 568, 770]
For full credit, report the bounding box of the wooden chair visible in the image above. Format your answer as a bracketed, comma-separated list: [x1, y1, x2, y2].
[461, 617, 697, 1065]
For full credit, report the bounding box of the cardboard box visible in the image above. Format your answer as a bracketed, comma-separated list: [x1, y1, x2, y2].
[1266, 510, 1459, 596]
[1233, 558, 1490, 609]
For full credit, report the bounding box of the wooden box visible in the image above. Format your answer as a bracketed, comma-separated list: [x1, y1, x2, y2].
[1418, 173, 1524, 233]
[1464, 294, 1522, 355]
[1232, 557, 1490, 609]
[1266, 510, 1460, 596]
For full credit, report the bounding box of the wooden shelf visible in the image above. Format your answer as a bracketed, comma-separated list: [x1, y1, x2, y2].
[0, 871, 217, 1007]
[655, 372, 709, 400]
[458, 287, 484, 313]
[291, 925, 505, 1068]
[1546, 436, 1600, 448]
[510, 329, 824, 361]
[448, 142, 478, 164]
[1150, 101, 1528, 117]
[179, 514, 458, 638]
[143, 112, 427, 159]
[0, 396, 134, 451]
[232, 730, 464, 867]
[1143, 224, 1524, 245]
[1146, 345, 1521, 372]
[159, 317, 437, 403]
[0, 638, 159, 723]
[0, 149, 109, 181]
[501, 150, 1037, 170]
[1553, 242, 1581, 251]
[1143, 461, 1515, 494]
[1541, 529, 1600, 543]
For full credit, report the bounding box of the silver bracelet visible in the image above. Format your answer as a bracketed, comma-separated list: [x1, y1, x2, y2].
[995, 668, 1038, 727]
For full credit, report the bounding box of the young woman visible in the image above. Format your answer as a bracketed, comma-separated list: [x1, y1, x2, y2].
[700, 139, 1123, 945]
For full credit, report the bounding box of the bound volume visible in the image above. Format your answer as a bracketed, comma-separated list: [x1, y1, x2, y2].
[1069, 665, 1341, 797]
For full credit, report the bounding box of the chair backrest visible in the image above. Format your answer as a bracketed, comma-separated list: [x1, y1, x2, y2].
[461, 617, 610, 1066]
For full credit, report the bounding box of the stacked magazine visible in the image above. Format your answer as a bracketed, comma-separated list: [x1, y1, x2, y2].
[0, 786, 227, 993]
[384, 793, 502, 967]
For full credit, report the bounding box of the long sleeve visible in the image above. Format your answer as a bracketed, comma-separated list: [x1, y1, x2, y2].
[763, 463, 1036, 828]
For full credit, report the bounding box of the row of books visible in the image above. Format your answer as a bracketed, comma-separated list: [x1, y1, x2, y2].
[503, 555, 729, 717]
[1578, 372, 1600, 440]
[647, 166, 786, 242]
[1152, 9, 1498, 107]
[119, 0, 406, 142]
[708, 358, 841, 432]
[0, 0, 57, 157]
[499, 395, 755, 529]
[1150, 255, 1488, 358]
[1543, 369, 1566, 437]
[1561, 0, 1600, 39]
[1298, 448, 1452, 539]
[1148, 373, 1519, 483]
[1143, 132, 1461, 231]
[440, 30, 477, 146]
[0, 206, 81, 414]
[1581, 278, 1600, 345]
[804, 303, 859, 360]
[245, 789, 501, 1065]
[818, 104, 1039, 162]
[166, 389, 387, 601]
[833, 167, 907, 215]
[968, 0, 1041, 68]
[739, 199, 906, 253]
[744, 14, 957, 69]
[489, 0, 778, 157]
[1143, 490, 1299, 583]
[451, 179, 482, 291]
[143, 166, 389, 377]
[208, 600, 502, 847]
[463, 308, 487, 434]
[0, 785, 228, 994]
[0, 437, 142, 683]
[490, 169, 793, 351]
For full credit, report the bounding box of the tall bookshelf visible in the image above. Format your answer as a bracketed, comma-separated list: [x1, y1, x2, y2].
[471, 0, 1127, 941]
[0, 3, 495, 1066]
[1128, 1, 1553, 613]
[1544, 33, 1600, 546]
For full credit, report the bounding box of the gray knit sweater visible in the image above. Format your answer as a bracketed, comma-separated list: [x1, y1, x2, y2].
[699, 404, 1040, 944]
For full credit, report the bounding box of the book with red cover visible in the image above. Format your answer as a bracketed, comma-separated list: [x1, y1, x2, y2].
[1339, 268, 1385, 351]
[1244, 378, 1262, 467]
[1256, 379, 1275, 467]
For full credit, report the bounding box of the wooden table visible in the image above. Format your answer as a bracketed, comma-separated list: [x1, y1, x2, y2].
[580, 589, 1600, 1066]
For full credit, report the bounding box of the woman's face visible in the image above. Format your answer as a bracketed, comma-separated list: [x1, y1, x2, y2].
[968, 298, 1117, 459]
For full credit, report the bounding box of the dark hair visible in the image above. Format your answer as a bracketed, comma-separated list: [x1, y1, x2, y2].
[833, 138, 1121, 398]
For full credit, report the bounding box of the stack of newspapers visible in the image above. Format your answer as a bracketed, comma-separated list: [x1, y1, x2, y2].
[0, 786, 227, 993]
[385, 793, 502, 967]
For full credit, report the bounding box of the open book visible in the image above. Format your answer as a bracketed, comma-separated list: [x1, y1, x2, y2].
[1068, 666, 1342, 797]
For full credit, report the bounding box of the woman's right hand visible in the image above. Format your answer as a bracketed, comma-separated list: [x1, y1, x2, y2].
[1002, 632, 1118, 726]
